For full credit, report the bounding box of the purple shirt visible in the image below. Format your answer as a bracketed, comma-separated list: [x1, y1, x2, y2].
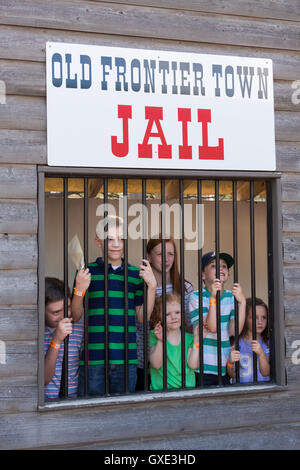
[236, 338, 270, 383]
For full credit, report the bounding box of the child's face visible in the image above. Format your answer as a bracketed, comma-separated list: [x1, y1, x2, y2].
[45, 298, 71, 329]
[165, 301, 181, 330]
[202, 259, 229, 285]
[147, 242, 175, 274]
[246, 305, 268, 336]
[96, 226, 124, 265]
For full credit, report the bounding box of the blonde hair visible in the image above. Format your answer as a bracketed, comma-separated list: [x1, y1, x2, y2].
[96, 215, 123, 240]
[150, 293, 181, 330]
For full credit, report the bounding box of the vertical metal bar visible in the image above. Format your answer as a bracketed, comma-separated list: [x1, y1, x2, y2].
[161, 179, 167, 392]
[215, 180, 222, 386]
[267, 178, 285, 386]
[197, 179, 204, 387]
[232, 181, 240, 383]
[250, 181, 258, 383]
[123, 179, 129, 393]
[104, 177, 109, 394]
[142, 178, 148, 391]
[38, 170, 45, 408]
[179, 179, 186, 389]
[84, 177, 89, 396]
[62, 177, 69, 398]
[266, 180, 274, 382]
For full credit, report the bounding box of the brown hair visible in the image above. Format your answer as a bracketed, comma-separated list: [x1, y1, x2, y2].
[241, 297, 269, 344]
[147, 235, 191, 294]
[150, 292, 181, 330]
[45, 277, 71, 307]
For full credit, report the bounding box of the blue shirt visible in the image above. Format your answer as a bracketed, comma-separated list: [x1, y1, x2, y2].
[80, 257, 144, 365]
[235, 337, 270, 383]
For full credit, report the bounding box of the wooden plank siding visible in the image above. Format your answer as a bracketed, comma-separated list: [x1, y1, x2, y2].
[0, 1, 299, 51]
[1, 25, 299, 80]
[69, 421, 300, 450]
[0, 0, 299, 449]
[0, 388, 299, 450]
[92, 0, 300, 23]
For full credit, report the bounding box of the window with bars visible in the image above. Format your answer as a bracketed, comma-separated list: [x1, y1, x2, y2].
[38, 168, 285, 408]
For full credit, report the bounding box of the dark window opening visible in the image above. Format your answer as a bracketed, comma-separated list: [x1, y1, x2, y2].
[38, 169, 284, 407]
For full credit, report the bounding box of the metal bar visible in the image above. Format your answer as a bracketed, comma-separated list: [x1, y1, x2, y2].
[250, 181, 258, 384]
[104, 177, 109, 394]
[38, 171, 45, 407]
[232, 181, 240, 383]
[267, 178, 285, 386]
[179, 180, 186, 389]
[123, 179, 129, 393]
[215, 180, 222, 386]
[83, 178, 89, 396]
[142, 178, 149, 391]
[39, 165, 281, 181]
[197, 179, 204, 387]
[266, 180, 274, 382]
[161, 179, 167, 392]
[62, 177, 69, 398]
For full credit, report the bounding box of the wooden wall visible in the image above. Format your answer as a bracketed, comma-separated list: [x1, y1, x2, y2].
[0, 0, 299, 449]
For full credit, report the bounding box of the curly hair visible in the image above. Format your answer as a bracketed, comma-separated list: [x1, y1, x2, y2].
[150, 292, 183, 330]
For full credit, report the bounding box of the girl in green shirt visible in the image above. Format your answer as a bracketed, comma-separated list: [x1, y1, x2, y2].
[149, 293, 208, 390]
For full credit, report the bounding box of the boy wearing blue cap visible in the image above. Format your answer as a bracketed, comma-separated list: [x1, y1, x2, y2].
[188, 251, 246, 386]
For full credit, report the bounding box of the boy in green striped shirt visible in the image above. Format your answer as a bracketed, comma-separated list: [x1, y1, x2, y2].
[72, 216, 157, 395]
[188, 251, 246, 387]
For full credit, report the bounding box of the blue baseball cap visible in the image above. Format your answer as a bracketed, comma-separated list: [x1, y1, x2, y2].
[202, 251, 234, 270]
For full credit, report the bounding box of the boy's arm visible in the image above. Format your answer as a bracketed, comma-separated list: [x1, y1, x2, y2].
[71, 295, 84, 323]
[187, 325, 209, 370]
[205, 279, 221, 333]
[44, 319, 72, 385]
[71, 268, 91, 322]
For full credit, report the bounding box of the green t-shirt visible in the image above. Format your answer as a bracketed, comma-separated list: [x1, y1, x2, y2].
[149, 330, 195, 391]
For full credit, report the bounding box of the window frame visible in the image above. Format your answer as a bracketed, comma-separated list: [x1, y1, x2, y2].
[37, 166, 285, 411]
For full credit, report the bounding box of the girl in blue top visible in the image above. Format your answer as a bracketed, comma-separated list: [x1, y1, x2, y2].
[227, 297, 270, 383]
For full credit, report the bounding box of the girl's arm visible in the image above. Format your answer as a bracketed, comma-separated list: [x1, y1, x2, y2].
[251, 341, 270, 377]
[149, 323, 163, 369]
[226, 347, 241, 378]
[229, 283, 246, 336]
[187, 345, 199, 370]
[136, 260, 157, 323]
[135, 284, 157, 323]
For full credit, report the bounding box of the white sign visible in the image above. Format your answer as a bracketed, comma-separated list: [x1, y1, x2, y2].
[46, 42, 276, 171]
